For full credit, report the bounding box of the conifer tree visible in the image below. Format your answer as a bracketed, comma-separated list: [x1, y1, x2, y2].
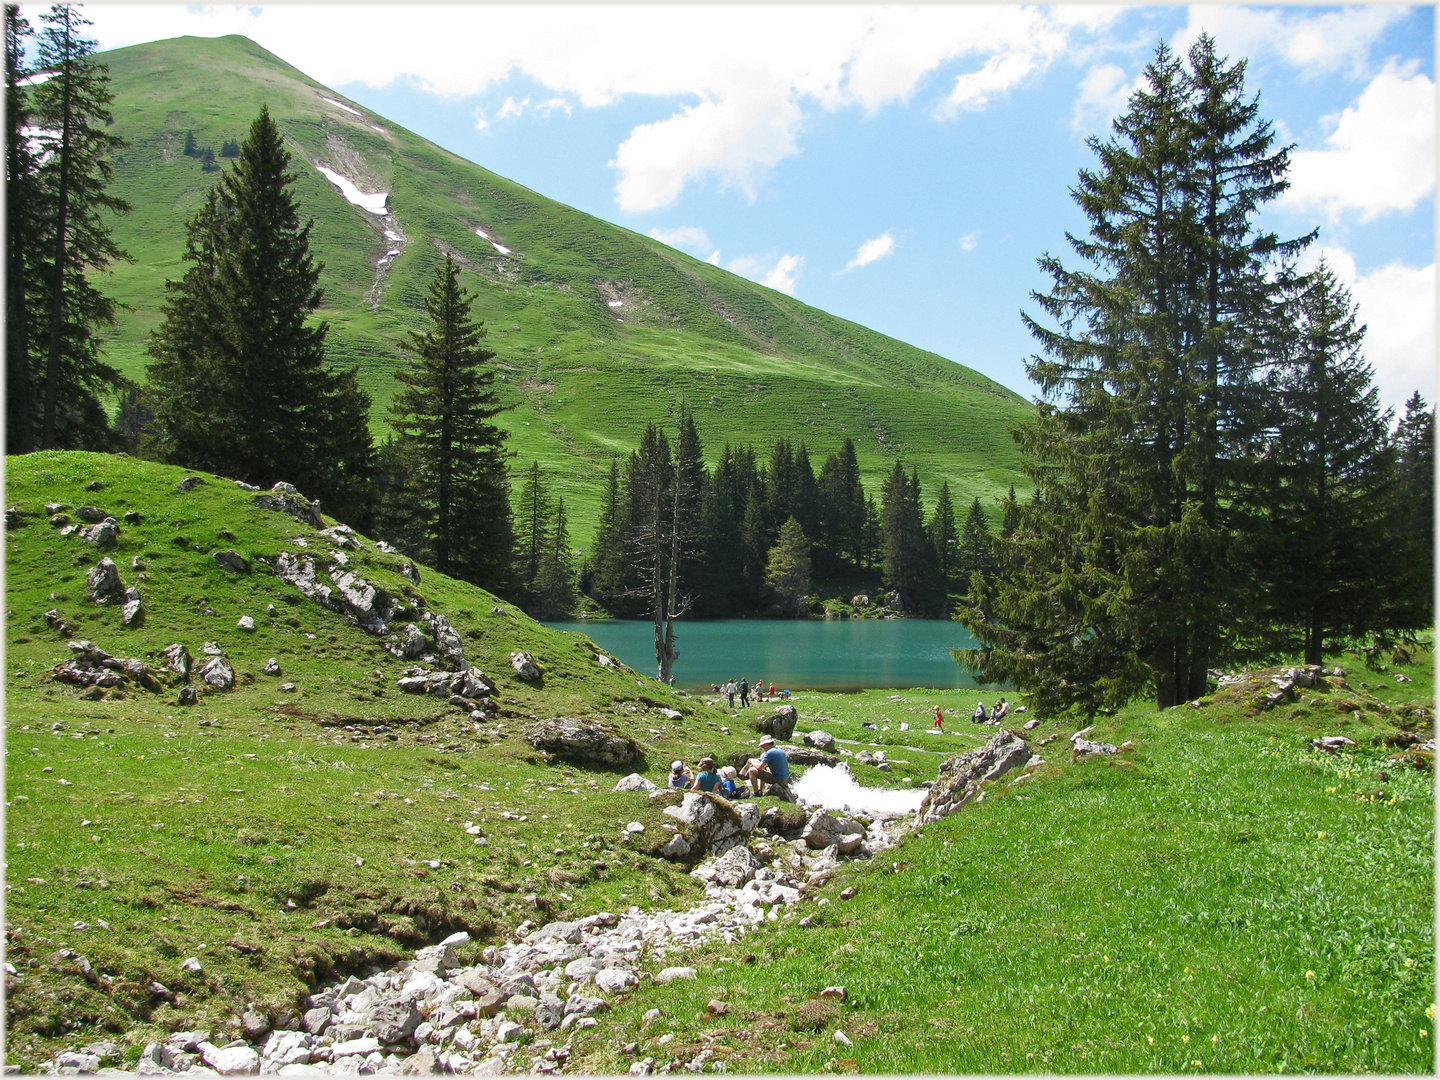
[960, 36, 1308, 712]
[880, 461, 938, 613]
[587, 459, 631, 604]
[956, 497, 996, 590]
[927, 481, 959, 592]
[1253, 264, 1397, 664]
[147, 106, 376, 525]
[818, 438, 865, 565]
[385, 254, 508, 585]
[532, 497, 578, 620]
[5, 4, 38, 453]
[1001, 483, 1021, 539]
[1388, 392, 1434, 633]
[765, 516, 813, 617]
[28, 2, 131, 451]
[514, 461, 553, 596]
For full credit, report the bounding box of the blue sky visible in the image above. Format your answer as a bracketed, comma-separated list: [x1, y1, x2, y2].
[80, 3, 1435, 412]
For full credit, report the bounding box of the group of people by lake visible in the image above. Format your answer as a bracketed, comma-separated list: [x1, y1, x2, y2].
[711, 677, 790, 707]
[667, 735, 793, 800]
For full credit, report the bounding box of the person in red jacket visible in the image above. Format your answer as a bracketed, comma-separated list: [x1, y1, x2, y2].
[934, 705, 944, 730]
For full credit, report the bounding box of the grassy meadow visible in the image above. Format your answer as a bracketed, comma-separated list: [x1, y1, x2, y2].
[3, 451, 1434, 1073]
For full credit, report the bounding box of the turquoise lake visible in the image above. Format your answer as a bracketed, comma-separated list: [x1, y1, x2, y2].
[541, 618, 985, 692]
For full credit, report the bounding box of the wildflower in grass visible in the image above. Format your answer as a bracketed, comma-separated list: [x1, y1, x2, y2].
[1405, 958, 1414, 969]
[1182, 1035, 1190, 1044]
[1305, 970, 1316, 980]
[1212, 1035, 1219, 1044]
[1192, 1060, 1203, 1068]
[1148, 1037, 1155, 1046]
[1317, 832, 1327, 840]
[1426, 1003, 1435, 1020]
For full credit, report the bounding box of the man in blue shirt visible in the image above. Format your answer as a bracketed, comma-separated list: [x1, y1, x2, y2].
[744, 735, 792, 799]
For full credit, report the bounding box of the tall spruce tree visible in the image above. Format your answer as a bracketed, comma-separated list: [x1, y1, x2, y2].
[1389, 392, 1434, 633]
[513, 461, 553, 598]
[28, 2, 131, 451]
[1254, 263, 1396, 664]
[927, 482, 959, 593]
[148, 106, 376, 524]
[384, 254, 509, 586]
[959, 36, 1308, 713]
[531, 498, 578, 620]
[5, 4, 38, 453]
[588, 459, 629, 602]
[880, 461, 938, 614]
[817, 438, 865, 566]
[956, 497, 996, 592]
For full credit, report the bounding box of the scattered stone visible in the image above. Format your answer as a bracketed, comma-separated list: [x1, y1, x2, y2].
[86, 557, 122, 603]
[614, 773, 659, 793]
[213, 549, 251, 574]
[121, 589, 143, 629]
[241, 1007, 271, 1041]
[198, 656, 235, 691]
[654, 967, 697, 985]
[833, 1030, 853, 1047]
[237, 615, 255, 632]
[1312, 735, 1358, 754]
[254, 483, 323, 528]
[161, 646, 191, 681]
[802, 811, 866, 854]
[803, 729, 836, 751]
[177, 476, 205, 493]
[658, 708, 683, 721]
[178, 956, 203, 973]
[263, 658, 281, 676]
[177, 687, 197, 706]
[706, 999, 730, 1016]
[510, 650, 542, 682]
[1023, 718, 1041, 730]
[839, 887, 857, 901]
[75, 505, 108, 523]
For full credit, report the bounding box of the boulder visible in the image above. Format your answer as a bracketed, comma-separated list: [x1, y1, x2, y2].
[803, 729, 835, 751]
[658, 708, 683, 721]
[163, 643, 192, 678]
[214, 550, 251, 574]
[87, 557, 122, 603]
[755, 704, 799, 740]
[594, 966, 639, 995]
[75, 505, 108, 523]
[637, 791, 747, 864]
[455, 668, 495, 699]
[526, 717, 642, 766]
[785, 746, 839, 769]
[1312, 735, 1358, 754]
[254, 484, 323, 529]
[121, 590, 143, 628]
[79, 519, 119, 545]
[614, 773, 658, 793]
[510, 651, 542, 682]
[198, 656, 235, 691]
[368, 1002, 421, 1044]
[177, 686, 197, 706]
[263, 658, 281, 676]
[177, 476, 205, 493]
[917, 730, 1032, 824]
[801, 810, 866, 853]
[241, 1008, 271, 1041]
[237, 616, 255, 632]
[431, 615, 465, 665]
[563, 995, 609, 1019]
[691, 844, 761, 888]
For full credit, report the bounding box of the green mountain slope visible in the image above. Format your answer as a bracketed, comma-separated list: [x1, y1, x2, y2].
[96, 35, 1031, 531]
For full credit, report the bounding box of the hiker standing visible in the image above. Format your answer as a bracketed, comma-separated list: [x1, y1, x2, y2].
[739, 677, 750, 708]
[934, 705, 944, 730]
[725, 679, 737, 708]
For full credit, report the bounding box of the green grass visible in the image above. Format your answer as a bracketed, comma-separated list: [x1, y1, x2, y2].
[92, 34, 1033, 537]
[4, 452, 1433, 1072]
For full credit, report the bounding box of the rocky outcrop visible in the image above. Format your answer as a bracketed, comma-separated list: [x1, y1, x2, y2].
[613, 773, 658, 793]
[121, 588, 143, 629]
[800, 810, 866, 854]
[254, 482, 323, 528]
[526, 718, 642, 767]
[754, 704, 799, 740]
[162, 643, 192, 678]
[917, 729, 1032, 824]
[52, 640, 163, 694]
[785, 746, 839, 769]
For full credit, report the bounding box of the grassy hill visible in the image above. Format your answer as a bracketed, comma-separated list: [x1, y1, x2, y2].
[4, 452, 1433, 1072]
[94, 34, 1032, 535]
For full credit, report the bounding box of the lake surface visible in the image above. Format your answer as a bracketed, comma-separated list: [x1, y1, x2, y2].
[542, 618, 984, 692]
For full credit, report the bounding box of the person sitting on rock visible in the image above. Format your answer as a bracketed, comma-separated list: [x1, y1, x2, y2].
[689, 757, 722, 793]
[717, 766, 742, 798]
[744, 735, 792, 799]
[668, 760, 693, 789]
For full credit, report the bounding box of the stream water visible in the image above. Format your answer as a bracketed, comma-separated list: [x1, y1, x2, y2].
[542, 617, 983, 692]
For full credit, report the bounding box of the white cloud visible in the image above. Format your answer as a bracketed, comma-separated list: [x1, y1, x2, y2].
[72, 5, 1121, 213]
[728, 253, 804, 296]
[649, 226, 713, 256]
[497, 96, 527, 121]
[471, 107, 488, 133]
[845, 232, 896, 272]
[1176, 5, 1410, 78]
[1283, 65, 1434, 222]
[1072, 62, 1136, 133]
[958, 232, 979, 252]
[1303, 245, 1435, 414]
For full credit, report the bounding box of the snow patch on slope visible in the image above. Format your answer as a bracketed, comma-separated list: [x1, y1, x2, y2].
[315, 165, 389, 215]
[321, 96, 364, 118]
[475, 228, 511, 255]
